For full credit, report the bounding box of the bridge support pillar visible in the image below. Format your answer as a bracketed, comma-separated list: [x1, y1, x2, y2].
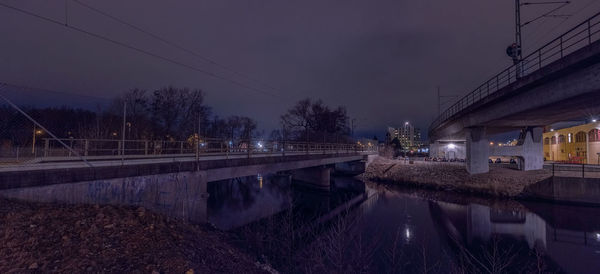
[466, 127, 489, 174]
[334, 160, 366, 176]
[521, 127, 544, 171]
[292, 166, 331, 191]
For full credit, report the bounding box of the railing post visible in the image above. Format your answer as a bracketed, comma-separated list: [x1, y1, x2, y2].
[44, 139, 49, 157]
[552, 163, 555, 176]
[588, 20, 592, 45]
[180, 141, 184, 154]
[582, 164, 585, 178]
[84, 139, 89, 156]
[247, 139, 251, 159]
[560, 36, 564, 58]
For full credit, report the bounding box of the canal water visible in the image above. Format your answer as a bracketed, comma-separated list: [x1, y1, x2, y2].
[208, 174, 600, 274]
[1, 172, 599, 273]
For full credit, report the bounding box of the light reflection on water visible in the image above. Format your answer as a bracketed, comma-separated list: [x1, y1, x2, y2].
[1, 172, 600, 273]
[209, 176, 600, 274]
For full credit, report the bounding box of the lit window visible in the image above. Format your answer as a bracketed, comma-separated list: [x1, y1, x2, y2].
[568, 133, 572, 143]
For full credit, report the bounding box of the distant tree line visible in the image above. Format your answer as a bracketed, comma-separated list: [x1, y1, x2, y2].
[279, 98, 351, 143]
[0, 87, 353, 148]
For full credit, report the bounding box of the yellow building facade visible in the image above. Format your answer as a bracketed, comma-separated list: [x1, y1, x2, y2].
[543, 122, 600, 164]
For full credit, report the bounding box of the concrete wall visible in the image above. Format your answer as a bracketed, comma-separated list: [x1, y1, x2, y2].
[0, 171, 209, 223]
[524, 176, 600, 205]
[488, 127, 544, 171]
[334, 160, 366, 175]
[292, 166, 332, 190]
[430, 141, 466, 159]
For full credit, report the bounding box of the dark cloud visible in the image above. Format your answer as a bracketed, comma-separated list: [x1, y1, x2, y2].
[2, 0, 599, 137]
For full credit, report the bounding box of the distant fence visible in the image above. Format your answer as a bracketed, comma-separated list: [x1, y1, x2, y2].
[548, 163, 600, 179]
[0, 138, 378, 164]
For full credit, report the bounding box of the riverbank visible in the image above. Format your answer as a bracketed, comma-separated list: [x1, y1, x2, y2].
[360, 156, 552, 197]
[0, 198, 268, 273]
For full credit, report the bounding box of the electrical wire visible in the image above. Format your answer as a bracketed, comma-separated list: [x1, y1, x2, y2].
[0, 2, 282, 99]
[71, 0, 283, 94]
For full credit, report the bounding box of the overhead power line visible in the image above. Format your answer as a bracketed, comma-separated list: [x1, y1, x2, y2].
[71, 0, 283, 94]
[0, 2, 281, 99]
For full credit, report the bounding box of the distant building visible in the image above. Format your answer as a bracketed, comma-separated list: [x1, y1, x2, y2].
[543, 121, 600, 164]
[385, 122, 422, 150]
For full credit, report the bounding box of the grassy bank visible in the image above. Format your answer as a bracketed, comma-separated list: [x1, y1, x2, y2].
[0, 198, 267, 273]
[360, 156, 552, 197]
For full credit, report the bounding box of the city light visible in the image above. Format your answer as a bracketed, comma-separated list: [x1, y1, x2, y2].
[489, 142, 494, 145]
[257, 142, 263, 148]
[593, 119, 598, 123]
[550, 129, 554, 132]
[447, 143, 456, 149]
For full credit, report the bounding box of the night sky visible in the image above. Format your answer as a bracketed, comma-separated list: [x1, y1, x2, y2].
[2, 0, 599, 137]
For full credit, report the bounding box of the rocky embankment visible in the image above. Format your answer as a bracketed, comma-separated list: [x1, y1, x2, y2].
[361, 156, 552, 197]
[0, 198, 268, 273]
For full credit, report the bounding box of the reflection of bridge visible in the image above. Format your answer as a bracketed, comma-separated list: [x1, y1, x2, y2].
[429, 201, 600, 274]
[429, 12, 600, 174]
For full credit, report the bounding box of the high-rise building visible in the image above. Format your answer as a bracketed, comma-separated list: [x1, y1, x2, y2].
[386, 122, 422, 150]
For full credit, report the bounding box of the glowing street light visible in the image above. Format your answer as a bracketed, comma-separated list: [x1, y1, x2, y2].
[447, 143, 456, 149]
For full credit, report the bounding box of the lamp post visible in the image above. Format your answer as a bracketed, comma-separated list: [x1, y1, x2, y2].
[32, 126, 43, 155]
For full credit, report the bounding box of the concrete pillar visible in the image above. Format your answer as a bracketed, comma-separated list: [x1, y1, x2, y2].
[430, 141, 441, 158]
[466, 127, 489, 174]
[521, 127, 544, 171]
[292, 166, 331, 190]
[334, 160, 366, 175]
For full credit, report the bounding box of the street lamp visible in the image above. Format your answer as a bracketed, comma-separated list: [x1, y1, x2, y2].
[32, 126, 43, 154]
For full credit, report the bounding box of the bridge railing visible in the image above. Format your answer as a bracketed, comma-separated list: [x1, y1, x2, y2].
[0, 138, 377, 163]
[430, 11, 600, 133]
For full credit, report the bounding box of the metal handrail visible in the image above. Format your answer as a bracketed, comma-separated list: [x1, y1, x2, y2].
[26, 138, 378, 159]
[430, 11, 600, 134]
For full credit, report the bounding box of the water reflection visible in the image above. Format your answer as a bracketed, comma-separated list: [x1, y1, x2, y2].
[364, 186, 600, 273]
[2, 171, 599, 273]
[216, 178, 600, 273]
[207, 174, 367, 230]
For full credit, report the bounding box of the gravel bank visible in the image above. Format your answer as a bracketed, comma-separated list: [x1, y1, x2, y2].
[361, 156, 552, 197]
[0, 198, 268, 273]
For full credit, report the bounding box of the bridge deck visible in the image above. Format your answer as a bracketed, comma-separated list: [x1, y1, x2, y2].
[0, 152, 373, 190]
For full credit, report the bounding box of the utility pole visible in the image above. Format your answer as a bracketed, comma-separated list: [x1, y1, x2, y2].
[32, 124, 36, 154]
[509, 0, 570, 70]
[515, 0, 523, 63]
[196, 111, 201, 162]
[351, 118, 356, 139]
[437, 86, 441, 116]
[121, 102, 126, 165]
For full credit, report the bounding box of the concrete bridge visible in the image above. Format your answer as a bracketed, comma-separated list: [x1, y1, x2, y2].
[0, 142, 377, 223]
[429, 12, 600, 174]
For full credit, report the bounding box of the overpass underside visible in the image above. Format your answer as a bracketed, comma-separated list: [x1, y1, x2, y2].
[430, 28, 600, 174]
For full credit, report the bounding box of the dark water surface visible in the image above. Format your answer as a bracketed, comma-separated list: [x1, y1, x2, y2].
[208, 175, 600, 273]
[2, 173, 599, 273]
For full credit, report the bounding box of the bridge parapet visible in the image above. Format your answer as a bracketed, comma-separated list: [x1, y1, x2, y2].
[430, 11, 600, 137]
